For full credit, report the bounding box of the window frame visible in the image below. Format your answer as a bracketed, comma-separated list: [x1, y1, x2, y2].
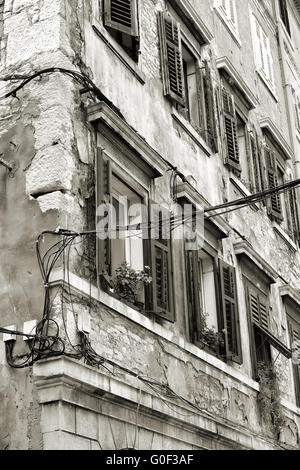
[250, 9, 276, 97]
[158, 9, 218, 152]
[185, 236, 242, 363]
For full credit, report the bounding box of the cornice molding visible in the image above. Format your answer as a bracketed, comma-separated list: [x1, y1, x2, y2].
[234, 240, 278, 283]
[279, 284, 300, 307]
[168, 0, 214, 45]
[259, 117, 294, 160]
[87, 102, 168, 178]
[216, 56, 257, 110]
[175, 182, 231, 239]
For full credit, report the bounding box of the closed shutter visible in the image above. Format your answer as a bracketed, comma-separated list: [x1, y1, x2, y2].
[146, 203, 175, 322]
[202, 61, 218, 153]
[222, 87, 240, 170]
[96, 148, 112, 280]
[219, 260, 242, 363]
[158, 11, 185, 106]
[248, 286, 269, 330]
[265, 148, 282, 219]
[104, 0, 138, 36]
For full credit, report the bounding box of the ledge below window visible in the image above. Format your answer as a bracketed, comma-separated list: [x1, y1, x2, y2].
[272, 222, 298, 252]
[171, 111, 211, 157]
[48, 268, 259, 392]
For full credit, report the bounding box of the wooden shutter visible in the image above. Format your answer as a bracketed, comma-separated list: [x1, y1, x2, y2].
[288, 320, 300, 407]
[158, 11, 185, 106]
[104, 0, 138, 36]
[222, 87, 240, 170]
[146, 203, 175, 322]
[265, 148, 282, 219]
[247, 129, 262, 193]
[185, 250, 202, 342]
[219, 260, 242, 363]
[287, 187, 300, 243]
[96, 148, 112, 279]
[247, 285, 269, 330]
[202, 61, 218, 153]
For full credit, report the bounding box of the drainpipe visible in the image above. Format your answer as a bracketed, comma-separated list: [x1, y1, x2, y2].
[274, 2, 300, 179]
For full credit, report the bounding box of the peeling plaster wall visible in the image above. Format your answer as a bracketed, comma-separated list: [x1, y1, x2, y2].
[0, 0, 300, 449]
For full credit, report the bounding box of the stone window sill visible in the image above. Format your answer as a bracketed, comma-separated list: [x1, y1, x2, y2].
[171, 109, 212, 157]
[49, 268, 259, 392]
[92, 18, 146, 85]
[272, 222, 298, 252]
[230, 176, 260, 211]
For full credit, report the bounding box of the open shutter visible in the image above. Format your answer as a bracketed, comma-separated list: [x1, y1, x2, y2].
[248, 129, 263, 194]
[202, 61, 218, 153]
[219, 260, 242, 363]
[146, 203, 175, 322]
[104, 0, 138, 36]
[287, 187, 300, 243]
[185, 250, 202, 342]
[222, 87, 240, 171]
[265, 148, 282, 219]
[96, 148, 112, 281]
[248, 286, 269, 330]
[158, 11, 185, 106]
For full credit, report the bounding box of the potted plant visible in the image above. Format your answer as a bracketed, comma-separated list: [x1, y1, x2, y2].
[112, 262, 152, 307]
[197, 311, 225, 350]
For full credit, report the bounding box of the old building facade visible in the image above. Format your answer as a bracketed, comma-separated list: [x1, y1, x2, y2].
[0, 0, 300, 450]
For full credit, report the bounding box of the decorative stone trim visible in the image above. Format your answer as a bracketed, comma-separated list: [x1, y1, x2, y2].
[33, 356, 281, 450]
[216, 57, 257, 110]
[234, 240, 278, 283]
[87, 101, 168, 178]
[259, 117, 294, 161]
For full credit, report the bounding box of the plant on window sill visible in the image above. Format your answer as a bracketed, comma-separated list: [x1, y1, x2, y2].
[111, 262, 152, 308]
[257, 362, 285, 438]
[197, 311, 225, 351]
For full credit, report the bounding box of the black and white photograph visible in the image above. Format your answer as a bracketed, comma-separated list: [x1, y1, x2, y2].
[0, 0, 299, 455]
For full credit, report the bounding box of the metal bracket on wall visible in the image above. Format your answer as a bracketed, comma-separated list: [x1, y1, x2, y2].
[0, 155, 18, 178]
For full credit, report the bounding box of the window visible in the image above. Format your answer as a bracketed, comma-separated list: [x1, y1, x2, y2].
[158, 10, 218, 152]
[250, 11, 275, 93]
[110, 174, 144, 275]
[246, 280, 272, 377]
[185, 239, 242, 362]
[216, 0, 239, 35]
[279, 0, 291, 37]
[96, 148, 175, 321]
[103, 0, 139, 61]
[245, 276, 291, 378]
[181, 44, 200, 128]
